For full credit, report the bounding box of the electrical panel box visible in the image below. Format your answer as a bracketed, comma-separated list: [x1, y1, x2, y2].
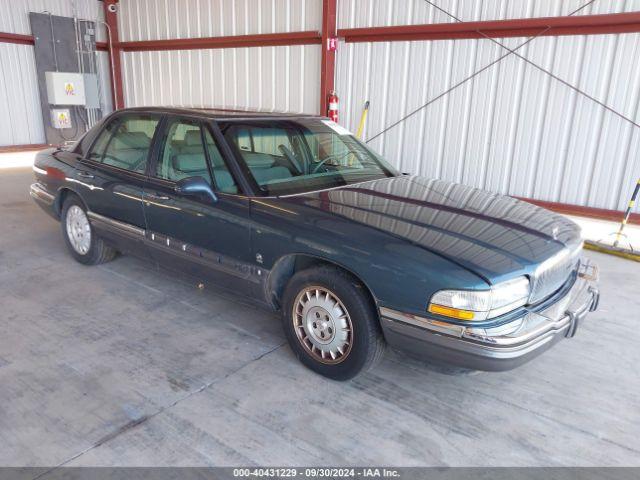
[45, 72, 86, 105]
[51, 108, 72, 129]
[82, 73, 100, 109]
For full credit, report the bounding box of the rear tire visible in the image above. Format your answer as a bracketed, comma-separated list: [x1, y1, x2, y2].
[61, 194, 117, 265]
[281, 265, 385, 381]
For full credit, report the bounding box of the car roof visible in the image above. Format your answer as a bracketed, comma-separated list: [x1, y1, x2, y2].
[122, 106, 323, 121]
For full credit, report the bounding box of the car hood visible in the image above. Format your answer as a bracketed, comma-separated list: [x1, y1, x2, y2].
[283, 175, 583, 282]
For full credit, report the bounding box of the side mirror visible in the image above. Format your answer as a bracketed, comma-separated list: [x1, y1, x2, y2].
[174, 176, 218, 203]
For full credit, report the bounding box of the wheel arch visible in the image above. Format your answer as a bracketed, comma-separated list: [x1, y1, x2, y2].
[265, 253, 379, 313]
[54, 187, 87, 217]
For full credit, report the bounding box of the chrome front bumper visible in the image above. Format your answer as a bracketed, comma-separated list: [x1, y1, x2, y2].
[379, 260, 600, 371]
[30, 182, 55, 206]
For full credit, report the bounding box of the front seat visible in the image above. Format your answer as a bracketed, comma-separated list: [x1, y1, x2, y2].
[239, 151, 292, 186]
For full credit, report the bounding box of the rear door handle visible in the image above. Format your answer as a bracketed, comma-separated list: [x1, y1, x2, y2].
[77, 171, 95, 179]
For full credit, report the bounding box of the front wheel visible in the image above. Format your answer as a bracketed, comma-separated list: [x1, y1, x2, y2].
[61, 194, 117, 265]
[281, 266, 385, 381]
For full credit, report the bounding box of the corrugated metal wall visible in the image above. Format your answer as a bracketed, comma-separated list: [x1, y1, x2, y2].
[122, 46, 320, 113]
[118, 0, 322, 41]
[336, 2, 640, 213]
[337, 0, 640, 28]
[0, 0, 112, 146]
[118, 0, 323, 113]
[0, 42, 44, 146]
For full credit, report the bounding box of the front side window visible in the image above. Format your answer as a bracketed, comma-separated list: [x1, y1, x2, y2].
[157, 120, 209, 183]
[156, 119, 238, 194]
[203, 128, 238, 194]
[90, 114, 159, 173]
[221, 119, 397, 196]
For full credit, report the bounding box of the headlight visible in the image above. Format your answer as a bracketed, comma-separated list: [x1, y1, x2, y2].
[428, 276, 530, 321]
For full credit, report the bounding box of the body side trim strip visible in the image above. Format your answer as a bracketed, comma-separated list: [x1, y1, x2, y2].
[87, 211, 146, 237]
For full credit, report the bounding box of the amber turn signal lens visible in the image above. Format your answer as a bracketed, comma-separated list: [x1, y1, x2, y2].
[428, 303, 475, 320]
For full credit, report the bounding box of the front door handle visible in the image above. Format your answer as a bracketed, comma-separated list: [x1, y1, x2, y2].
[77, 171, 95, 179]
[145, 193, 170, 201]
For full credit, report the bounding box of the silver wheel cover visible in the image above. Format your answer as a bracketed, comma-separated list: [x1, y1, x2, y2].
[65, 205, 92, 255]
[293, 286, 353, 364]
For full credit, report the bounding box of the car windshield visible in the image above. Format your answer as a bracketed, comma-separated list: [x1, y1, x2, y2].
[220, 118, 398, 196]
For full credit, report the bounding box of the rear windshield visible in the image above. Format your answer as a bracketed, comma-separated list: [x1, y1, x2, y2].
[219, 118, 398, 196]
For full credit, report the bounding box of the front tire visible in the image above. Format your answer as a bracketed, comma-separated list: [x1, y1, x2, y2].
[61, 194, 117, 265]
[282, 265, 385, 381]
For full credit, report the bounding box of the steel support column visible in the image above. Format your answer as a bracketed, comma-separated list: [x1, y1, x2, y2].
[320, 0, 337, 116]
[103, 0, 124, 110]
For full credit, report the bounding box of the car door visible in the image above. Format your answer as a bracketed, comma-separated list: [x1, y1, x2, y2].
[76, 112, 161, 257]
[142, 116, 256, 293]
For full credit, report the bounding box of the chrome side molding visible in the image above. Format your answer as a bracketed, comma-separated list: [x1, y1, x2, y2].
[86, 211, 146, 238]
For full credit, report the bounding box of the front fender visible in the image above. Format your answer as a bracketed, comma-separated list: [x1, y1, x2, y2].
[252, 200, 488, 317]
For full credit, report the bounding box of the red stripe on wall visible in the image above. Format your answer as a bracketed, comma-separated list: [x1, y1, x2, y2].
[517, 197, 640, 225]
[0, 32, 34, 46]
[338, 12, 640, 43]
[119, 31, 322, 52]
[0, 144, 50, 153]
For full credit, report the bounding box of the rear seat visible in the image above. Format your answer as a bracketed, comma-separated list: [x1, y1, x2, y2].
[180, 131, 203, 154]
[107, 132, 151, 172]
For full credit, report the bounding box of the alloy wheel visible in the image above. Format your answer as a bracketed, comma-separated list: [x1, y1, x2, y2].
[65, 205, 92, 255]
[292, 286, 353, 364]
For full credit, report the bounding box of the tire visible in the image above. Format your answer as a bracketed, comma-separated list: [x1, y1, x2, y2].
[281, 265, 385, 381]
[61, 194, 117, 265]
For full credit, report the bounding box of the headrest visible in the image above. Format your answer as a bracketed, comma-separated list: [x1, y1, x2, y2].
[113, 132, 151, 149]
[184, 130, 202, 146]
[242, 152, 274, 168]
[172, 153, 207, 173]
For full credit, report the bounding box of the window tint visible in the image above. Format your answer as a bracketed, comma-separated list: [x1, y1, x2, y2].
[96, 115, 159, 173]
[157, 120, 210, 184]
[235, 127, 253, 152]
[203, 128, 238, 194]
[75, 131, 95, 157]
[222, 119, 397, 196]
[86, 119, 119, 162]
[252, 127, 293, 156]
[156, 121, 238, 194]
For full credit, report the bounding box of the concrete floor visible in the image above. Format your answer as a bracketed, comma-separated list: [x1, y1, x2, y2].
[0, 166, 639, 467]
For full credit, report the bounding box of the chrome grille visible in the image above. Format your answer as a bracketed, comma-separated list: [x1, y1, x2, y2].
[529, 245, 581, 304]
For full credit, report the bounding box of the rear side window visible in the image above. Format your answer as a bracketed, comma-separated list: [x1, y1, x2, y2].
[88, 114, 160, 173]
[86, 120, 118, 162]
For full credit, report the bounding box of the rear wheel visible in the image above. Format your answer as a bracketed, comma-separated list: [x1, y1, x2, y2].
[61, 194, 117, 265]
[282, 265, 385, 380]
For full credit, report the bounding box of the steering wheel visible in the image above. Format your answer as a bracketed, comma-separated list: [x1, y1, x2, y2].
[310, 157, 332, 174]
[278, 144, 304, 174]
[311, 151, 355, 174]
